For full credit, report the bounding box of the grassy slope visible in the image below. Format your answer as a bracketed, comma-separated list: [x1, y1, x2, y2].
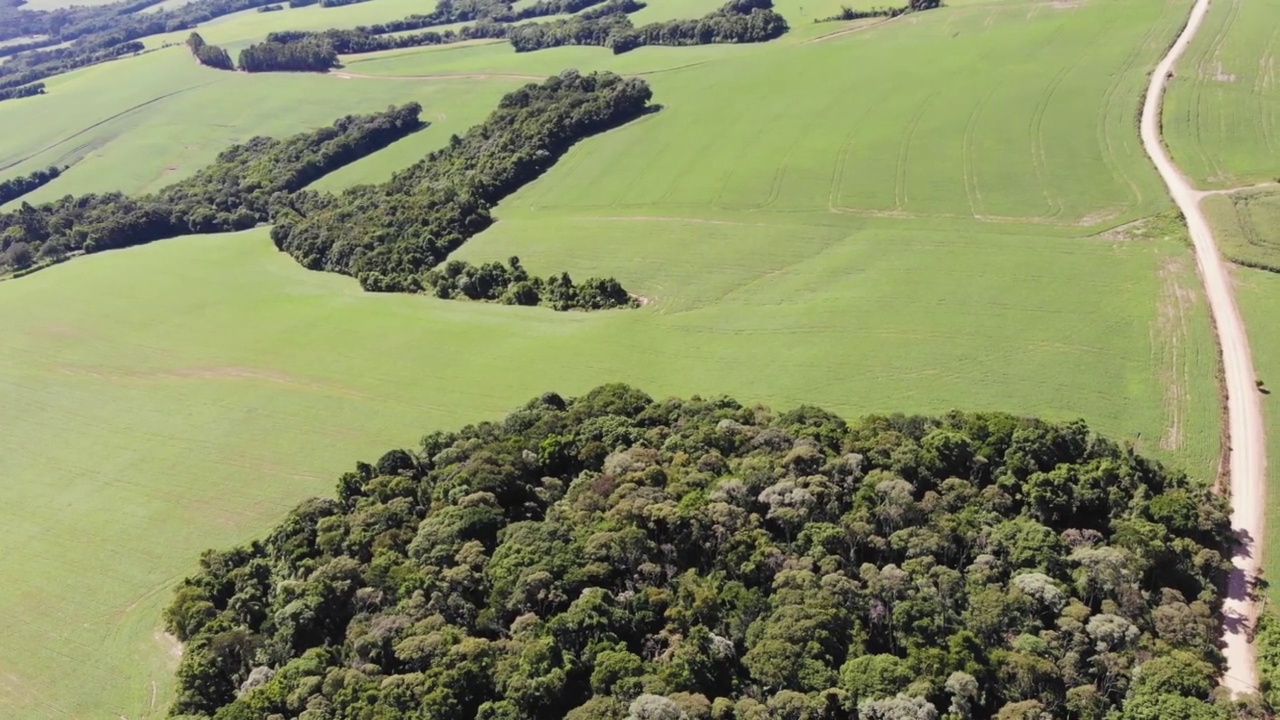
[1164, 0, 1280, 592]
[0, 0, 1226, 717]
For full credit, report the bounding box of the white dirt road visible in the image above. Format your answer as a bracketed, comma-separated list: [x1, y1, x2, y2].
[1140, 0, 1266, 694]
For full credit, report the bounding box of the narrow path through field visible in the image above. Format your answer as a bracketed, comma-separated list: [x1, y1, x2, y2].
[1141, 0, 1266, 694]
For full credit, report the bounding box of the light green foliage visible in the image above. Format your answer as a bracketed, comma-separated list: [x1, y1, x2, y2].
[1163, 0, 1280, 189]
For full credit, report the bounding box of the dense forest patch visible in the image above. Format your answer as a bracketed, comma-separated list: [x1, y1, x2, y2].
[164, 384, 1236, 719]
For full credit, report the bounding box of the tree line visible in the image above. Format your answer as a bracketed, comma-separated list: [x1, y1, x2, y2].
[508, 0, 787, 54]
[238, 35, 339, 72]
[186, 32, 234, 71]
[0, 0, 290, 103]
[162, 384, 1242, 719]
[816, 0, 940, 23]
[0, 104, 423, 273]
[249, 0, 786, 69]
[412, 256, 636, 311]
[0, 82, 45, 102]
[250, 20, 511, 63]
[0, 165, 62, 206]
[270, 71, 652, 296]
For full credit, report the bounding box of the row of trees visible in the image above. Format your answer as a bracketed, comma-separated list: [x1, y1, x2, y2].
[258, 20, 511, 57]
[0, 41, 142, 102]
[509, 0, 788, 54]
[411, 256, 636, 310]
[0, 165, 61, 206]
[0, 0, 288, 101]
[271, 71, 653, 295]
[816, 0, 940, 22]
[253, 0, 785, 66]
[163, 384, 1241, 719]
[0, 104, 423, 270]
[186, 32, 234, 71]
[237, 36, 339, 72]
[0, 81, 45, 102]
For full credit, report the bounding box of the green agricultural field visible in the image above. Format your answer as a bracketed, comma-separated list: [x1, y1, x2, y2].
[1203, 188, 1280, 271]
[0, 0, 1233, 716]
[1163, 0, 1280, 190]
[1166, 0, 1280, 592]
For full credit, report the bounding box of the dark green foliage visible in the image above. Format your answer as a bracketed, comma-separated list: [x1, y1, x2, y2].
[237, 37, 338, 72]
[271, 71, 652, 291]
[0, 105, 423, 271]
[0, 81, 45, 101]
[165, 386, 1236, 719]
[0, 0, 287, 97]
[263, 20, 511, 55]
[186, 32, 234, 71]
[256, 3, 283, 12]
[319, 0, 370, 8]
[0, 42, 142, 103]
[0, 165, 61, 205]
[418, 256, 636, 310]
[816, 0, 940, 23]
[509, 0, 787, 54]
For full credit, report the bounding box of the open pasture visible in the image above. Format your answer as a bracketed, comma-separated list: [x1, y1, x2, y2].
[1163, 0, 1280, 190]
[0, 0, 1234, 716]
[349, 0, 1183, 226]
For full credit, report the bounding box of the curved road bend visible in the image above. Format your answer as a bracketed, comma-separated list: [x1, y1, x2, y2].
[1140, 0, 1266, 694]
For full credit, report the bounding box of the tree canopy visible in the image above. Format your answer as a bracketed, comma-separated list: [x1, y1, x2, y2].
[164, 385, 1236, 719]
[272, 71, 652, 296]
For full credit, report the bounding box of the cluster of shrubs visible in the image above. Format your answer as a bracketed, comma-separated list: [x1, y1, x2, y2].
[411, 256, 636, 311]
[186, 32, 233, 70]
[272, 71, 652, 298]
[163, 384, 1237, 719]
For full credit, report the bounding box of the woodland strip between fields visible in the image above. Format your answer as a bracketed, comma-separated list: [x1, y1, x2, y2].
[0, 72, 648, 311]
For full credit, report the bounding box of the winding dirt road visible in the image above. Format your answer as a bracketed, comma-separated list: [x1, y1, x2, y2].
[1140, 0, 1266, 694]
